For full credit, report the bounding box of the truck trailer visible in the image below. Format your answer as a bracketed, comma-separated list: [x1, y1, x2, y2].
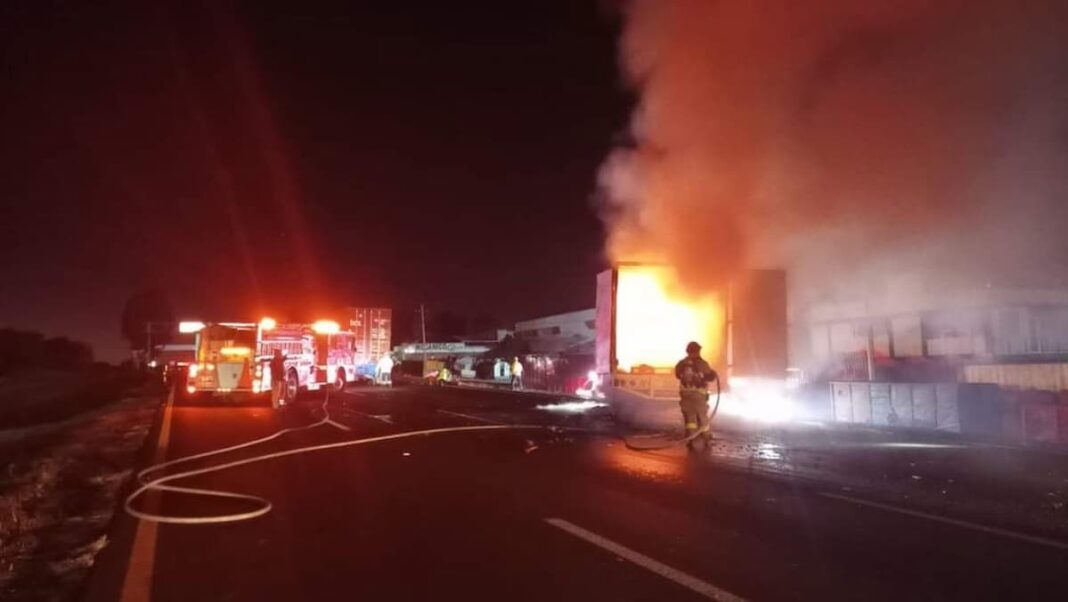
[595, 264, 787, 427]
[347, 307, 392, 381]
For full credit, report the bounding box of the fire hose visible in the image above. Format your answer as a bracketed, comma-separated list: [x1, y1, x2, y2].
[125, 388, 578, 525]
[127, 378, 722, 524]
[622, 377, 721, 452]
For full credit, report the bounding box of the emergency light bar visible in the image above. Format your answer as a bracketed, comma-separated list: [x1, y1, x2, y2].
[312, 320, 340, 334]
[179, 321, 206, 334]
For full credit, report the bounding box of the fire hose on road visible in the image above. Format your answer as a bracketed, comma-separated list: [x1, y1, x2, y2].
[127, 380, 722, 524]
[622, 377, 721, 452]
[125, 390, 578, 525]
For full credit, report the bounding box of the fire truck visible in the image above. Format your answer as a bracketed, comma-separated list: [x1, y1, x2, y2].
[181, 319, 356, 404]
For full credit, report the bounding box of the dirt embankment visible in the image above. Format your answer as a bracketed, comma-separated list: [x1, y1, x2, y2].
[0, 389, 160, 601]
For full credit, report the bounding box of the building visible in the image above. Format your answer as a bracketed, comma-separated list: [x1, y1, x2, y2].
[514, 308, 596, 355]
[510, 309, 596, 391]
[388, 309, 598, 391]
[800, 281, 1068, 388]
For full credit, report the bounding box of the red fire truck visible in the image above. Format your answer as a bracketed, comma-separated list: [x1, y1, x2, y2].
[182, 319, 356, 404]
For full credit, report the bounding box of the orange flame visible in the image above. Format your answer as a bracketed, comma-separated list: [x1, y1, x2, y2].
[614, 265, 724, 372]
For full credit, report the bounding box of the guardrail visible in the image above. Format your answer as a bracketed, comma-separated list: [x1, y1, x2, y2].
[830, 381, 961, 432]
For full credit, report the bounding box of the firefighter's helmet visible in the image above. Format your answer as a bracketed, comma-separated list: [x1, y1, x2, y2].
[685, 341, 702, 354]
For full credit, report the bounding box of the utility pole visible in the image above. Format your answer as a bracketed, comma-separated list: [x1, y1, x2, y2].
[864, 298, 875, 382]
[866, 322, 875, 382]
[420, 304, 428, 376]
[145, 323, 153, 367]
[143, 321, 174, 368]
[420, 304, 428, 345]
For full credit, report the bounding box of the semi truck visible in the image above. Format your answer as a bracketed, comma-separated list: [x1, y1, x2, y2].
[595, 264, 788, 426]
[346, 307, 392, 381]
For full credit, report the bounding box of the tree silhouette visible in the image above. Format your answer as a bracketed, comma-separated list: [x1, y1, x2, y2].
[0, 329, 44, 375]
[41, 336, 93, 368]
[120, 288, 175, 352]
[0, 328, 93, 374]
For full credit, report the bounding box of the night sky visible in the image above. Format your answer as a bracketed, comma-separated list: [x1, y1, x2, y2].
[0, 1, 629, 361]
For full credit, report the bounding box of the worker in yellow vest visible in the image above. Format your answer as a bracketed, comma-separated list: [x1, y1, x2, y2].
[510, 357, 524, 391]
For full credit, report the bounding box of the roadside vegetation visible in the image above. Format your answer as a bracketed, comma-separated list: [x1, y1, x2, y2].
[0, 327, 160, 600]
[0, 328, 143, 429]
[0, 391, 158, 600]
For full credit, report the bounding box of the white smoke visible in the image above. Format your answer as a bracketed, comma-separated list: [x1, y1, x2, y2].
[599, 0, 1068, 304]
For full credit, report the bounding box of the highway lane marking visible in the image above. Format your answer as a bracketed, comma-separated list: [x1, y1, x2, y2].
[543, 518, 748, 602]
[344, 408, 395, 425]
[819, 492, 1068, 551]
[120, 386, 176, 602]
[437, 409, 502, 425]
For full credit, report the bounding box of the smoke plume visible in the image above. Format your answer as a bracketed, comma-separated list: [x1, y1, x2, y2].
[600, 0, 1068, 303]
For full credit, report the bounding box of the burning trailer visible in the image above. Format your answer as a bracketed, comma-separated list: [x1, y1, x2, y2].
[595, 264, 788, 428]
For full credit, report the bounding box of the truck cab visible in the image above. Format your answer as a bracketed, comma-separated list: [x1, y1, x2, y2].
[186, 322, 259, 397]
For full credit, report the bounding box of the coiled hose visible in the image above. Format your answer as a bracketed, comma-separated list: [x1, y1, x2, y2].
[128, 379, 723, 524]
[126, 388, 574, 525]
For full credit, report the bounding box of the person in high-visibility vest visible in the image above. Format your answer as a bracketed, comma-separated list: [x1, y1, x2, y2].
[437, 365, 452, 385]
[675, 341, 718, 450]
[510, 357, 524, 391]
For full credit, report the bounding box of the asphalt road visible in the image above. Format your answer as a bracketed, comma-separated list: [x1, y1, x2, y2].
[85, 386, 1067, 601]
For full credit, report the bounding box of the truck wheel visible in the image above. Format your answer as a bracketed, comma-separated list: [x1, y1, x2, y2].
[333, 368, 346, 392]
[285, 369, 299, 404]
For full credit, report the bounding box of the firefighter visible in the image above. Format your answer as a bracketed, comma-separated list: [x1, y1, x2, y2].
[510, 356, 524, 391]
[675, 341, 718, 450]
[269, 349, 287, 409]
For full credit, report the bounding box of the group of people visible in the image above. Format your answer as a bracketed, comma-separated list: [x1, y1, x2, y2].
[264, 349, 396, 411]
[268, 339, 717, 453]
[370, 353, 523, 389]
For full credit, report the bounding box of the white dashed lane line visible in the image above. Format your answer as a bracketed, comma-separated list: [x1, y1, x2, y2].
[544, 518, 748, 602]
[436, 409, 502, 425]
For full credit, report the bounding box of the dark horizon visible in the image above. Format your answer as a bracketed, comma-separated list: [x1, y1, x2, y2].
[0, 1, 630, 361]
